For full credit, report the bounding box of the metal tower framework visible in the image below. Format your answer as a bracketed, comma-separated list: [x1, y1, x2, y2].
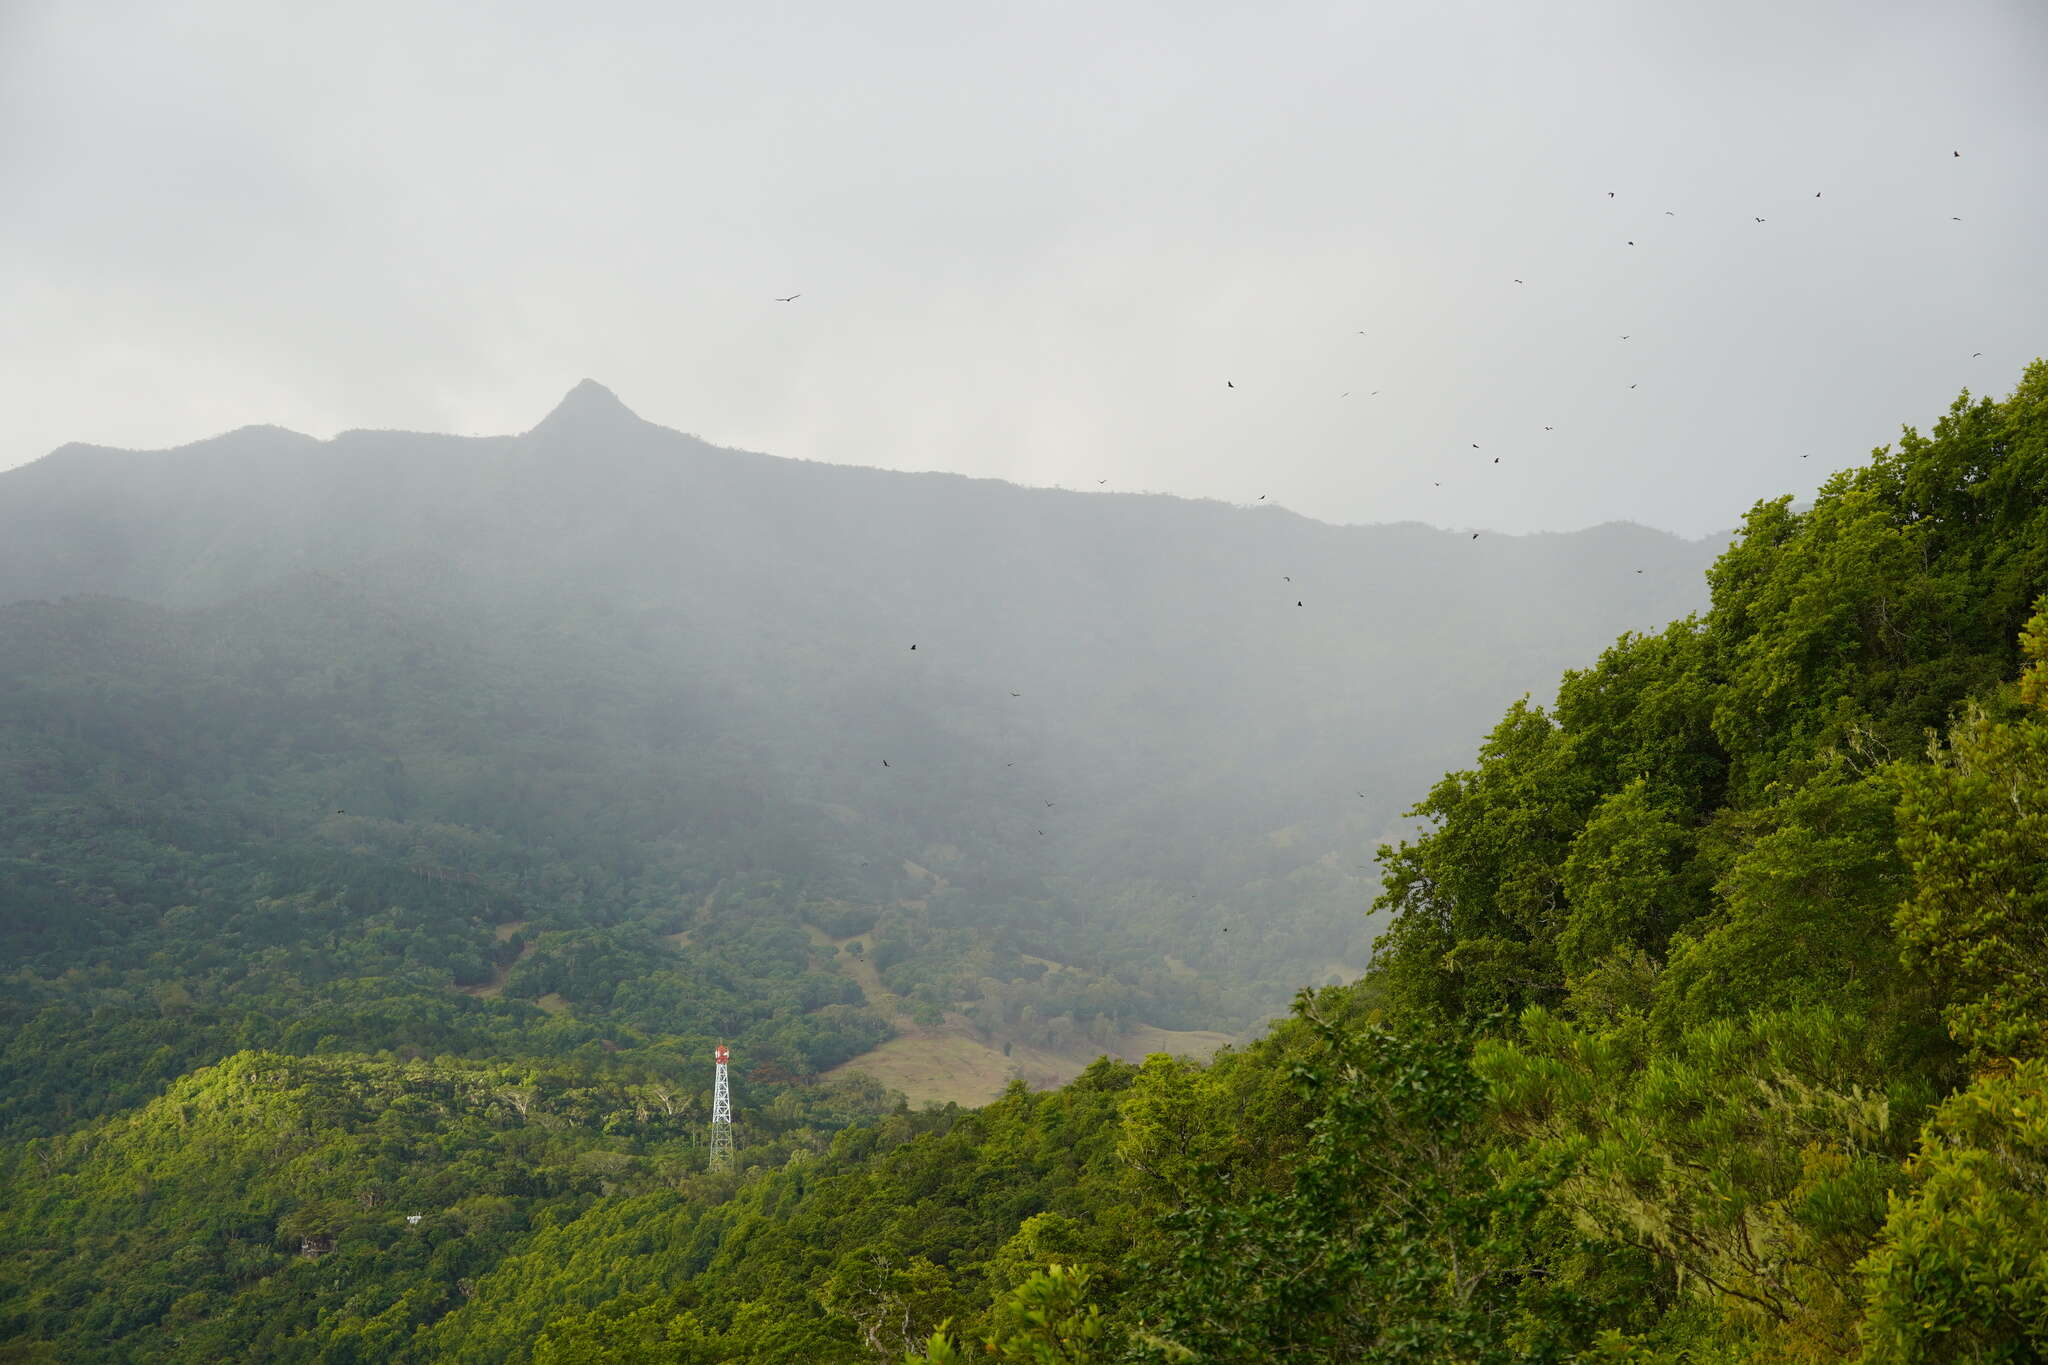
[708, 1044, 735, 1173]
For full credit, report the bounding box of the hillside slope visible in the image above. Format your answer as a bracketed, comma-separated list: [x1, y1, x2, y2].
[0, 384, 1718, 1090]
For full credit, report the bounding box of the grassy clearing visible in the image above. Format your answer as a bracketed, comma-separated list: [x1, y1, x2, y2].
[1113, 1024, 1233, 1063]
[804, 915, 1238, 1106]
[822, 1031, 1021, 1108]
[823, 1014, 1238, 1108]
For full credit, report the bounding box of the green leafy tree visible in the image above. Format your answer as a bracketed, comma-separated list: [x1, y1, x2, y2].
[1652, 758, 1942, 1078]
[1137, 996, 1550, 1363]
[1895, 598, 2048, 1065]
[1480, 1006, 1915, 1360]
[909, 1265, 1106, 1364]
[822, 1252, 971, 1363]
[1557, 779, 1699, 976]
[1858, 1059, 2048, 1362]
[531, 1294, 720, 1365]
[1372, 701, 1594, 1021]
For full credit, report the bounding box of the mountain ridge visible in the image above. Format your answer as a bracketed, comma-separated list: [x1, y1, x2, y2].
[2, 381, 1711, 550]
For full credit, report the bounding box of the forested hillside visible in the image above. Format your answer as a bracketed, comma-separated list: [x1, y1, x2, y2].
[3, 363, 2042, 1362]
[0, 380, 1714, 1122]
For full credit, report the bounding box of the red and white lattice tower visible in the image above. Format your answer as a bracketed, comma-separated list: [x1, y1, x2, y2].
[708, 1044, 735, 1173]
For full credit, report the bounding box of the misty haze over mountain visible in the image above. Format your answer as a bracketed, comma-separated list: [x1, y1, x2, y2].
[0, 381, 1720, 1068]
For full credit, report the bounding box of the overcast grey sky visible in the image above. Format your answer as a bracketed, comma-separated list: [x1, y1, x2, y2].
[2, 0, 2042, 537]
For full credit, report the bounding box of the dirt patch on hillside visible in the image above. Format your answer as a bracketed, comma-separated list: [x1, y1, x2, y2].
[456, 927, 533, 1000]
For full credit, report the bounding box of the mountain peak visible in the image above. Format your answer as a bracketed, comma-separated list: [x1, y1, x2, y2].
[531, 379, 643, 433]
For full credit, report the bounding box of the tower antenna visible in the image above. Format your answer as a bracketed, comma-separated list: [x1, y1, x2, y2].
[708, 1044, 735, 1174]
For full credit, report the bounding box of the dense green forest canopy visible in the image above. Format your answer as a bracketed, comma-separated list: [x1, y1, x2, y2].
[3, 362, 2045, 1362]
